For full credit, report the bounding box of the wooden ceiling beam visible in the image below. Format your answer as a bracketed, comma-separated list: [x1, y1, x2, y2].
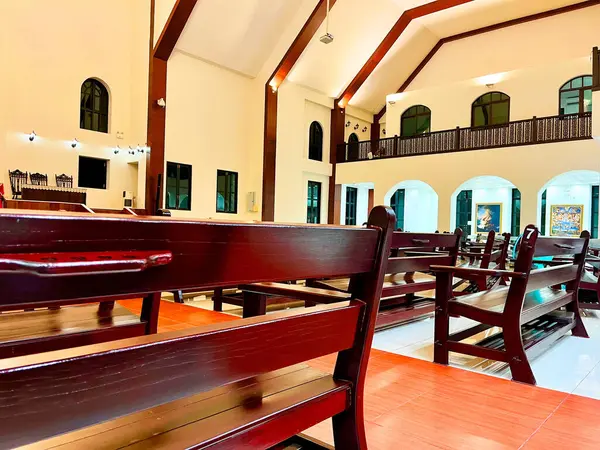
[337, 0, 473, 109]
[374, 0, 600, 122]
[146, 0, 198, 214]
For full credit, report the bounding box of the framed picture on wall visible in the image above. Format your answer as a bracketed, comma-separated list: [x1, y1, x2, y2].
[550, 205, 583, 237]
[476, 203, 502, 233]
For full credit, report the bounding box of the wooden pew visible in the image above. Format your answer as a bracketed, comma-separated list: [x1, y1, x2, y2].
[453, 230, 511, 294]
[432, 224, 589, 385]
[268, 229, 462, 330]
[0, 206, 395, 449]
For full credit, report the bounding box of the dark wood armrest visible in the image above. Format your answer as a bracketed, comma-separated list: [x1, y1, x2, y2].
[0, 250, 173, 277]
[239, 282, 351, 304]
[430, 265, 526, 278]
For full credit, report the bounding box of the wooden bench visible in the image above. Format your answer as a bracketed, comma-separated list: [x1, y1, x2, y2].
[453, 230, 511, 294]
[0, 206, 395, 449]
[432, 224, 589, 385]
[305, 229, 462, 330]
[0, 210, 170, 358]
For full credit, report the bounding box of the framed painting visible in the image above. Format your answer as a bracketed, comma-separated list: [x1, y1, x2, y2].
[476, 203, 502, 233]
[550, 205, 583, 237]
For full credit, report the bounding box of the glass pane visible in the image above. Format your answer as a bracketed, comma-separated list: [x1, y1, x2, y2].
[92, 113, 99, 131]
[560, 90, 580, 114]
[93, 95, 100, 111]
[572, 77, 583, 88]
[81, 93, 91, 109]
[473, 106, 487, 126]
[583, 89, 592, 112]
[84, 111, 92, 129]
[416, 115, 430, 134]
[583, 76, 593, 87]
[402, 117, 417, 136]
[99, 115, 108, 133]
[491, 102, 509, 124]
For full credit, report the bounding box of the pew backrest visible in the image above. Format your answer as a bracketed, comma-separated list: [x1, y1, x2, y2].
[0, 206, 396, 447]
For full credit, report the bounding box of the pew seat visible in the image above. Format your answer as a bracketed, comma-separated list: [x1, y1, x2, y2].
[23, 363, 344, 450]
[0, 303, 145, 359]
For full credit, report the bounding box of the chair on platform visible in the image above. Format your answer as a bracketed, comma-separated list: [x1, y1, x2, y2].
[55, 173, 73, 188]
[30, 172, 48, 186]
[8, 169, 28, 199]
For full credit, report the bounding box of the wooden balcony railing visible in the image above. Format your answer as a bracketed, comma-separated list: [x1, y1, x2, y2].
[337, 112, 592, 163]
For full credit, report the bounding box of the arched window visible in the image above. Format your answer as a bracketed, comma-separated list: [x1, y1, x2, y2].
[390, 189, 405, 230]
[559, 75, 592, 115]
[401, 105, 431, 137]
[308, 121, 323, 161]
[347, 133, 359, 161]
[471, 92, 510, 127]
[80, 78, 109, 133]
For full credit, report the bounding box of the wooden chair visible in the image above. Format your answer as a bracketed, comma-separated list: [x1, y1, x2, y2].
[55, 173, 73, 188]
[432, 224, 589, 385]
[306, 229, 462, 330]
[454, 230, 511, 294]
[8, 169, 28, 199]
[0, 206, 395, 449]
[29, 172, 49, 186]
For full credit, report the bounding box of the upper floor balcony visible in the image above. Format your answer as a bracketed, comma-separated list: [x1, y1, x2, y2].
[337, 111, 592, 164]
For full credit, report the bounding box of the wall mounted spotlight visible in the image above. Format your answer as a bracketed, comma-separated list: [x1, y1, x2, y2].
[382, 129, 386, 135]
[345, 121, 351, 127]
[28, 131, 36, 142]
[353, 124, 359, 130]
[114, 145, 120, 155]
[157, 98, 166, 108]
[362, 127, 368, 133]
[71, 138, 79, 149]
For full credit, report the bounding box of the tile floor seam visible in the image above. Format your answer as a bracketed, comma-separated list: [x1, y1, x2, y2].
[516, 393, 571, 450]
[369, 388, 431, 423]
[568, 357, 600, 397]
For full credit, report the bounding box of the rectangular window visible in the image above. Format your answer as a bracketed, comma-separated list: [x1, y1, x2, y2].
[511, 188, 521, 236]
[345, 187, 358, 225]
[592, 186, 599, 239]
[216, 170, 238, 214]
[456, 190, 472, 239]
[165, 161, 192, 211]
[390, 189, 405, 231]
[307, 181, 321, 224]
[78, 156, 108, 189]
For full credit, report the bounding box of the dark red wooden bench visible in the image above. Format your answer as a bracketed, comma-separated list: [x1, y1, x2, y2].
[0, 211, 170, 358]
[453, 230, 511, 294]
[432, 224, 589, 385]
[298, 229, 462, 330]
[0, 206, 395, 449]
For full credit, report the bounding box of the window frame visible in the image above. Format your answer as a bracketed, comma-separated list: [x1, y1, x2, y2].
[80, 78, 109, 133]
[308, 121, 323, 162]
[511, 188, 521, 237]
[390, 189, 405, 231]
[470, 92, 510, 128]
[558, 75, 593, 116]
[401, 105, 431, 137]
[456, 190, 473, 239]
[165, 161, 193, 211]
[345, 186, 358, 225]
[216, 169, 238, 214]
[307, 181, 322, 224]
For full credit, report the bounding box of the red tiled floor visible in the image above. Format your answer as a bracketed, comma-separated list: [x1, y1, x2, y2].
[122, 300, 600, 449]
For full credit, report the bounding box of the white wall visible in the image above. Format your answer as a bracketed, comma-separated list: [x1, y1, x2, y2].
[384, 182, 438, 232]
[1, 0, 150, 209]
[164, 51, 262, 219]
[275, 82, 333, 223]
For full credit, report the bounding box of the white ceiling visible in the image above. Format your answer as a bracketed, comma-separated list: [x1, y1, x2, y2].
[176, 0, 306, 77]
[172, 0, 592, 113]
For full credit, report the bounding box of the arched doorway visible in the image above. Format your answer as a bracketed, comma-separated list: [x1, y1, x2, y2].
[451, 176, 520, 238]
[537, 170, 600, 237]
[384, 181, 438, 232]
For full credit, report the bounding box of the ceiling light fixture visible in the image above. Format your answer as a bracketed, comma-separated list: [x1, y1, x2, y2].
[320, 0, 334, 44]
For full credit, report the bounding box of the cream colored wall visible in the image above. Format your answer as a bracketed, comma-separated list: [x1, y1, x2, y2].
[274, 82, 332, 223]
[386, 58, 591, 135]
[410, 6, 600, 91]
[336, 139, 600, 233]
[1, 0, 150, 209]
[164, 51, 262, 219]
[153, 0, 177, 46]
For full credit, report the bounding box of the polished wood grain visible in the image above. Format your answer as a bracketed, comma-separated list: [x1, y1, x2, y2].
[125, 301, 600, 449]
[5, 199, 89, 212]
[262, 0, 338, 221]
[328, 105, 345, 222]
